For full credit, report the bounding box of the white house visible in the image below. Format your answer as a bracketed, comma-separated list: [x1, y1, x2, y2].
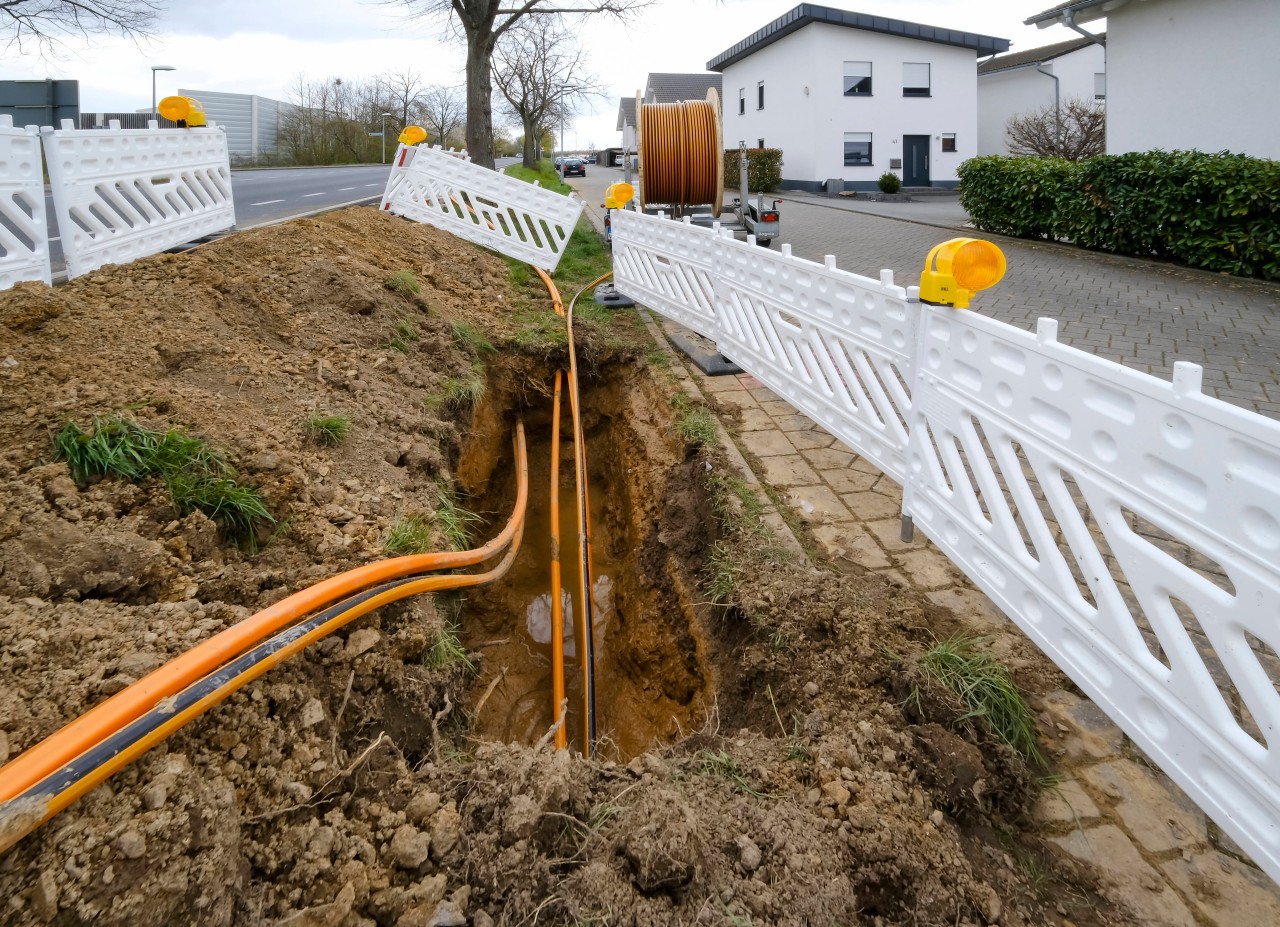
[977, 35, 1106, 156]
[707, 4, 1009, 191]
[1027, 0, 1280, 160]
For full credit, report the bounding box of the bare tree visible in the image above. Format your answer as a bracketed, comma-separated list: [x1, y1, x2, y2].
[493, 16, 600, 169]
[388, 0, 653, 168]
[279, 75, 385, 165]
[416, 83, 467, 149]
[1006, 96, 1106, 161]
[379, 68, 427, 135]
[1, 0, 161, 52]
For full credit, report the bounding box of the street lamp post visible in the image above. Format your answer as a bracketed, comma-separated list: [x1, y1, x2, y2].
[151, 65, 176, 119]
[380, 112, 392, 164]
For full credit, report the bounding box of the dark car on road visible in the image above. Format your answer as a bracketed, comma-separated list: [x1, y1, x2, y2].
[561, 158, 586, 177]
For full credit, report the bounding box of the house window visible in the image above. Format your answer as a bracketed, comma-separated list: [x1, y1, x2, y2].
[757, 81, 765, 109]
[1094, 72, 1106, 100]
[843, 61, 872, 95]
[903, 62, 931, 97]
[843, 132, 872, 166]
[739, 88, 745, 114]
[941, 133, 956, 152]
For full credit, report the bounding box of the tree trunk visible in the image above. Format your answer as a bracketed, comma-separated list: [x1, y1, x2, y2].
[522, 118, 540, 169]
[465, 37, 497, 168]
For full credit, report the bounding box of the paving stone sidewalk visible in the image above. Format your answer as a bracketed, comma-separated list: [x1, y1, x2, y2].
[569, 172, 1280, 922]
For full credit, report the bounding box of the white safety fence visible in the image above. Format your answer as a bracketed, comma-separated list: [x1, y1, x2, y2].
[381, 144, 583, 272]
[611, 206, 1280, 885]
[42, 119, 235, 280]
[0, 116, 52, 288]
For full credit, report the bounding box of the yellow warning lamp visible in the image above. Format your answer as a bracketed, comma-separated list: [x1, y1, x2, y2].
[157, 95, 207, 127]
[919, 238, 1006, 309]
[398, 125, 428, 146]
[604, 182, 635, 209]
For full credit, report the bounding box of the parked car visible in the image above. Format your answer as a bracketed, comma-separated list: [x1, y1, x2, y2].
[561, 158, 586, 177]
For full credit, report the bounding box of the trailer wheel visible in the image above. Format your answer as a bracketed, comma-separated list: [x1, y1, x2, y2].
[756, 237, 773, 248]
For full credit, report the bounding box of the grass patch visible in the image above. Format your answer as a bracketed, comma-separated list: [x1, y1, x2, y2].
[512, 308, 570, 353]
[503, 159, 571, 194]
[53, 415, 271, 539]
[704, 540, 738, 605]
[697, 748, 771, 799]
[450, 320, 496, 356]
[304, 412, 352, 446]
[384, 270, 422, 295]
[707, 471, 767, 539]
[920, 636, 1044, 765]
[428, 619, 474, 671]
[387, 317, 420, 352]
[384, 513, 434, 555]
[433, 482, 481, 552]
[669, 392, 718, 447]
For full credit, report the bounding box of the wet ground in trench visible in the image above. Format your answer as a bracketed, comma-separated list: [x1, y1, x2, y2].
[455, 370, 711, 760]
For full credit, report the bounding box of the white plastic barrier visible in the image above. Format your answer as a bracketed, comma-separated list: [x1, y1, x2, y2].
[0, 116, 51, 289]
[611, 207, 1280, 884]
[713, 233, 916, 484]
[42, 119, 235, 279]
[904, 309, 1280, 882]
[381, 144, 582, 272]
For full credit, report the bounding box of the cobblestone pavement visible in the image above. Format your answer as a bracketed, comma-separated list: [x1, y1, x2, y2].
[566, 169, 1280, 922]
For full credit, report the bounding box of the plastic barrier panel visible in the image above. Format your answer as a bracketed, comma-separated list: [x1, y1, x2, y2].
[42, 119, 235, 280]
[611, 209, 721, 335]
[382, 145, 582, 272]
[0, 116, 51, 289]
[713, 235, 916, 484]
[903, 310, 1280, 884]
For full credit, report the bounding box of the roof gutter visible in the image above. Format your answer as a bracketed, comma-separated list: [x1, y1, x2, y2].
[1064, 8, 1107, 47]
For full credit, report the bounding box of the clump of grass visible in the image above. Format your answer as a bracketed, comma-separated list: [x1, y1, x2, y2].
[387, 317, 420, 352]
[704, 540, 738, 605]
[53, 415, 270, 539]
[433, 482, 481, 552]
[921, 636, 1044, 765]
[305, 412, 352, 446]
[384, 513, 434, 555]
[671, 393, 718, 447]
[450, 320, 495, 356]
[438, 362, 487, 410]
[428, 619, 474, 671]
[697, 748, 770, 799]
[384, 270, 422, 295]
[512, 308, 570, 353]
[708, 471, 767, 539]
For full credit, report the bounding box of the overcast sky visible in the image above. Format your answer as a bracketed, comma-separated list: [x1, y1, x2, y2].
[6, 0, 1081, 150]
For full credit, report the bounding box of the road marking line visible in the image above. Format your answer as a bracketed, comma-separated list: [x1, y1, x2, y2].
[249, 199, 285, 206]
[365, 183, 379, 187]
[338, 187, 356, 192]
[302, 192, 324, 197]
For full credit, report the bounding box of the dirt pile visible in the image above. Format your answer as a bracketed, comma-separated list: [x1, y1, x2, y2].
[0, 207, 1119, 926]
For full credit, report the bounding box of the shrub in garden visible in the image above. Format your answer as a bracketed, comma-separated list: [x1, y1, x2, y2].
[723, 148, 783, 192]
[877, 171, 901, 194]
[957, 155, 1077, 239]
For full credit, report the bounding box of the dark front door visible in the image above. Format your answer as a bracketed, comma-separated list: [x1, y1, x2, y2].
[903, 135, 931, 187]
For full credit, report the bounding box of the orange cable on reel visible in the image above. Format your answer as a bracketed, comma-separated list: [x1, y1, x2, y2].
[638, 96, 723, 215]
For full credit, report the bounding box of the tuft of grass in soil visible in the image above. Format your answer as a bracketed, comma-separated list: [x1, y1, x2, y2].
[305, 412, 352, 446]
[671, 393, 718, 447]
[704, 540, 738, 605]
[921, 636, 1044, 765]
[428, 619, 474, 671]
[53, 415, 271, 539]
[512, 307, 570, 353]
[384, 270, 422, 295]
[450, 320, 496, 356]
[384, 513, 434, 555]
[708, 471, 768, 539]
[387, 317, 420, 352]
[696, 748, 771, 799]
[433, 482, 481, 552]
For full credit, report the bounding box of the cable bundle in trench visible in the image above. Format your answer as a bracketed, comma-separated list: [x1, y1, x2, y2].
[639, 98, 721, 215]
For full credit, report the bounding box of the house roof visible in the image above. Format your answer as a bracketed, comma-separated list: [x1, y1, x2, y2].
[977, 34, 1103, 74]
[707, 3, 1009, 72]
[1026, 0, 1126, 28]
[616, 97, 637, 130]
[645, 73, 722, 104]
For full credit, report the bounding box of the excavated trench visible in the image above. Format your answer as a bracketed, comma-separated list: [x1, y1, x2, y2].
[452, 363, 716, 759]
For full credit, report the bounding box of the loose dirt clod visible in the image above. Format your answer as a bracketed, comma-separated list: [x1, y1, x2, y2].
[0, 207, 1122, 926]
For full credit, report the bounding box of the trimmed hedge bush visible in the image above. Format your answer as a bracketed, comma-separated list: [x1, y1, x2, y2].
[878, 171, 901, 194]
[724, 148, 783, 192]
[958, 151, 1280, 280]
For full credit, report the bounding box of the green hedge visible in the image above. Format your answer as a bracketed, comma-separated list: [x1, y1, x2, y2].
[957, 151, 1280, 280]
[724, 148, 783, 193]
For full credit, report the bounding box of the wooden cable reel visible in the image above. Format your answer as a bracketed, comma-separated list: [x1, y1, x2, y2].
[635, 88, 724, 217]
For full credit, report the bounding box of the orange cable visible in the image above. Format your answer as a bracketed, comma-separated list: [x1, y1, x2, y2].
[549, 372, 567, 750]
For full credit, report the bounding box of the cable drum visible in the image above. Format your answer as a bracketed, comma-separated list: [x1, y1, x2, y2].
[637, 89, 724, 217]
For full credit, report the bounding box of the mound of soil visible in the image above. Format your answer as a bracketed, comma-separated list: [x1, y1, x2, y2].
[0, 207, 1121, 926]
